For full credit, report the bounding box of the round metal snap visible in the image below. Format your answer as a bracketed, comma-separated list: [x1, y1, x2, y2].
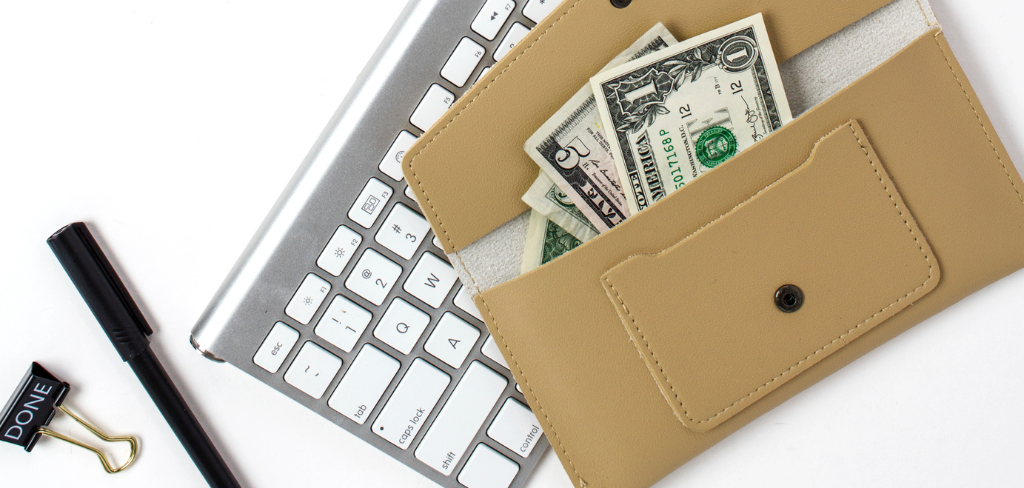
[610, 0, 631, 8]
[775, 284, 803, 313]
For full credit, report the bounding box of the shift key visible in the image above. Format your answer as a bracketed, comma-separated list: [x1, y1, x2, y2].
[373, 358, 450, 449]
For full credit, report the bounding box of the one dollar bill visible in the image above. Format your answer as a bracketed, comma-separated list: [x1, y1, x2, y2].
[521, 172, 599, 242]
[592, 13, 793, 215]
[521, 210, 582, 274]
[524, 23, 678, 232]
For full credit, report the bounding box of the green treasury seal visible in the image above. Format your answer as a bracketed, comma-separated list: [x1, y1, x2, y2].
[695, 126, 737, 168]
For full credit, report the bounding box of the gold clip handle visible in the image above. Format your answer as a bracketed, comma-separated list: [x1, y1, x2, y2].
[37, 405, 138, 473]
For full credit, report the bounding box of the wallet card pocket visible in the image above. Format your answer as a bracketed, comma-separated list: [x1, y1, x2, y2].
[601, 120, 939, 432]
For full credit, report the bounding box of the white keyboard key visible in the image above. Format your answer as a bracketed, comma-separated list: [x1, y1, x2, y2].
[454, 285, 483, 321]
[328, 345, 400, 424]
[285, 273, 331, 325]
[379, 131, 418, 182]
[375, 203, 431, 260]
[345, 249, 402, 306]
[374, 298, 430, 355]
[472, 0, 515, 41]
[493, 23, 530, 61]
[432, 235, 442, 250]
[441, 38, 485, 88]
[424, 312, 480, 369]
[410, 84, 455, 131]
[317, 225, 362, 277]
[481, 335, 509, 370]
[373, 358, 451, 449]
[523, 0, 559, 23]
[415, 362, 507, 475]
[315, 295, 372, 353]
[475, 66, 491, 85]
[405, 184, 417, 201]
[284, 342, 343, 399]
[404, 252, 458, 308]
[253, 322, 299, 373]
[458, 444, 519, 488]
[487, 398, 542, 458]
[348, 178, 393, 228]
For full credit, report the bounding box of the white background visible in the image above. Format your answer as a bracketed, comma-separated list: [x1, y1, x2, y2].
[1, 1, 1023, 487]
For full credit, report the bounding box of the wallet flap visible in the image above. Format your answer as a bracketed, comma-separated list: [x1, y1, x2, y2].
[404, 0, 895, 254]
[601, 120, 940, 432]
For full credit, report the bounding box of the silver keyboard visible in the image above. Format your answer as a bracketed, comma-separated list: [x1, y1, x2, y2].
[190, 0, 556, 487]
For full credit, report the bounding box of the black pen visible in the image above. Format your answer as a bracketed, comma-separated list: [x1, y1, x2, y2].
[48, 222, 241, 488]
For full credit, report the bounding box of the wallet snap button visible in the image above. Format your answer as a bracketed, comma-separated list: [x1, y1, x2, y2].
[775, 285, 803, 313]
[610, 0, 631, 8]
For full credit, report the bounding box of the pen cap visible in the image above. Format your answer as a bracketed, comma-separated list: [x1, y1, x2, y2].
[48, 222, 153, 361]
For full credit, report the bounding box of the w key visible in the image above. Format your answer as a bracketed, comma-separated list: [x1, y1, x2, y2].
[404, 252, 458, 308]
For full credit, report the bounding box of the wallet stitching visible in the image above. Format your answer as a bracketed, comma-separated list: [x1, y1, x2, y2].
[406, 0, 587, 253]
[603, 122, 935, 427]
[932, 33, 1024, 206]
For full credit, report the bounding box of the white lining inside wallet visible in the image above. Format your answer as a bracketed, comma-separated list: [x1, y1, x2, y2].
[449, 0, 938, 296]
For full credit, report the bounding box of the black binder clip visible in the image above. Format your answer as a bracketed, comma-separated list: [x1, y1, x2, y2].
[1, 362, 138, 473]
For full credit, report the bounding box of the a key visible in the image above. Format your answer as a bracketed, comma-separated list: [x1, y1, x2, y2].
[348, 178, 393, 228]
[327, 344, 400, 424]
[372, 358, 450, 449]
[375, 203, 431, 260]
[424, 312, 480, 369]
[481, 335, 510, 370]
[415, 362, 507, 475]
[379, 131, 418, 182]
[404, 252, 458, 308]
[285, 273, 331, 325]
[441, 37, 486, 88]
[253, 322, 299, 373]
[345, 249, 402, 306]
[457, 444, 520, 488]
[454, 285, 483, 321]
[373, 297, 431, 355]
[284, 342, 343, 399]
[471, 0, 516, 41]
[493, 23, 530, 61]
[410, 84, 455, 131]
[315, 295, 372, 353]
[317, 225, 362, 277]
[487, 398, 542, 458]
[523, 0, 558, 23]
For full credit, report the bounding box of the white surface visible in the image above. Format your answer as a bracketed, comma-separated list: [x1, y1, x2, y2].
[410, 84, 456, 131]
[442, 37, 486, 87]
[482, 336, 512, 370]
[523, 0, 559, 24]
[415, 362, 507, 475]
[282, 342, 342, 400]
[345, 249, 402, 306]
[315, 295, 373, 353]
[316, 225, 362, 276]
[424, 312, 481, 369]
[348, 177, 394, 229]
[493, 22, 530, 61]
[404, 252, 459, 309]
[328, 344, 401, 425]
[379, 130, 418, 182]
[283, 272, 331, 325]
[372, 359, 451, 450]
[459, 444, 521, 488]
[472, 0, 516, 40]
[375, 297, 432, 355]
[455, 285, 485, 320]
[1, 1, 1022, 487]
[488, 398, 543, 458]
[376, 203, 431, 260]
[252, 322, 299, 374]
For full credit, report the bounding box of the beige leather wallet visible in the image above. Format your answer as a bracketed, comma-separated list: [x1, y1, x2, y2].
[402, 1, 1024, 486]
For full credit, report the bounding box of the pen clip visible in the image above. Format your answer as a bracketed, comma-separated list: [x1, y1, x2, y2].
[37, 404, 139, 474]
